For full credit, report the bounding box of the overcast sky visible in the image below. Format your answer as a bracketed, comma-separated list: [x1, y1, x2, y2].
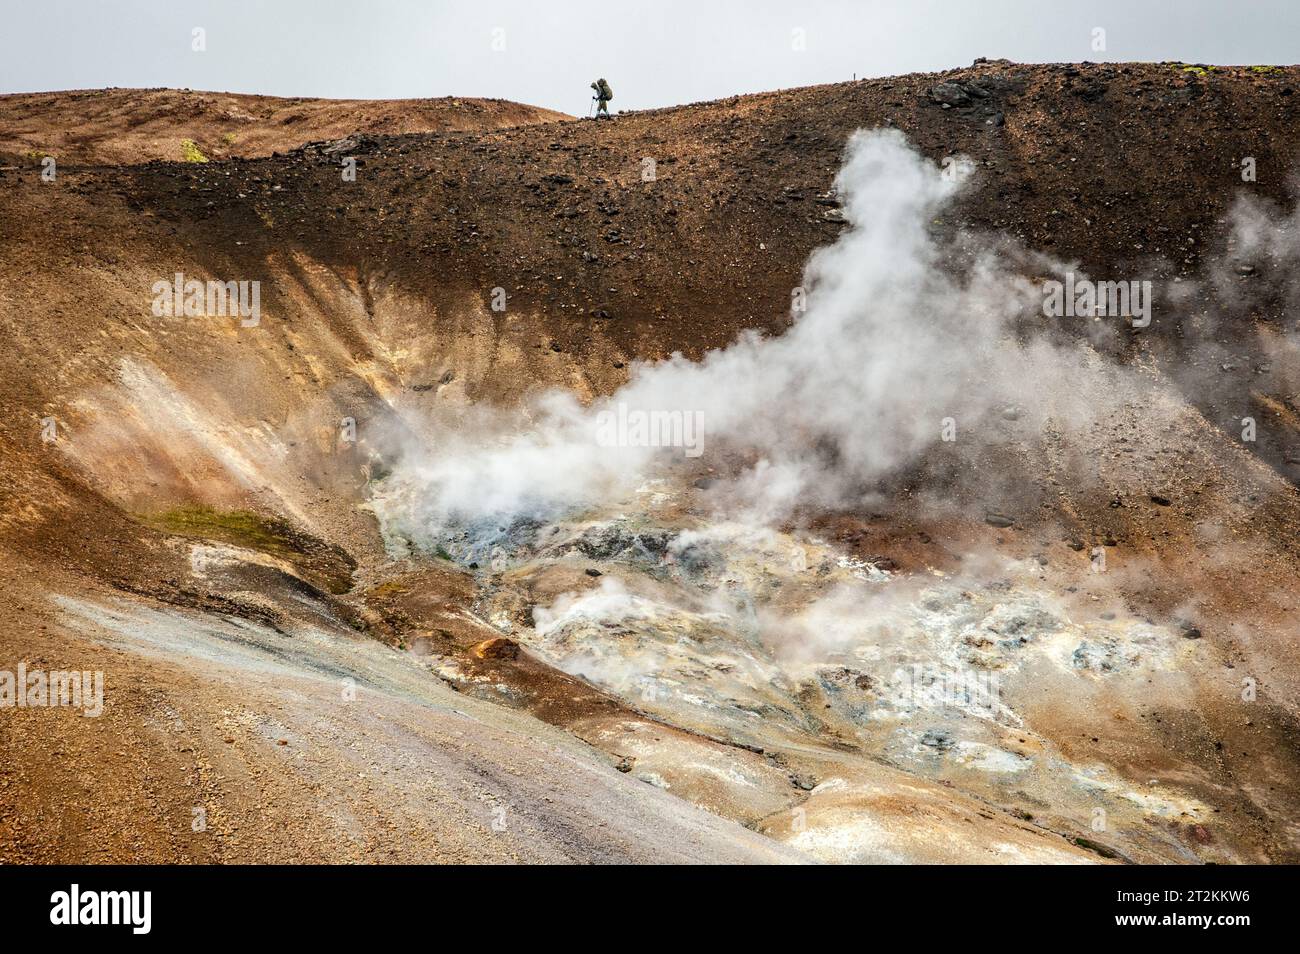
[2, 1, 1297, 114]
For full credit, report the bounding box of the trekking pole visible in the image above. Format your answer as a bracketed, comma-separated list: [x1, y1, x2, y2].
[588, 96, 596, 118]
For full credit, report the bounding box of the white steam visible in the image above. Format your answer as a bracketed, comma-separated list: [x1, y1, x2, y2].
[372, 129, 1133, 544]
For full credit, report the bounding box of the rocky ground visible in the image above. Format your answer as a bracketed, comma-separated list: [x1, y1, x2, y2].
[2, 61, 1299, 863]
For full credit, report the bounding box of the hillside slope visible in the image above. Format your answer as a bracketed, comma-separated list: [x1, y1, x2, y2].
[0, 88, 569, 166]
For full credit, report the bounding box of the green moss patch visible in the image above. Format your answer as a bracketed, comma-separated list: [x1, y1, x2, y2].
[180, 138, 209, 163]
[144, 506, 356, 594]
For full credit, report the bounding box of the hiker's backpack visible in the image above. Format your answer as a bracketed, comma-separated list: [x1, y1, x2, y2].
[598, 79, 613, 101]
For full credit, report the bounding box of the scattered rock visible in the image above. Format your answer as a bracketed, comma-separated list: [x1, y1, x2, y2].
[321, 137, 358, 156]
[472, 636, 520, 660]
[1071, 836, 1121, 859]
[1071, 82, 1107, 102]
[929, 82, 972, 108]
[920, 729, 954, 751]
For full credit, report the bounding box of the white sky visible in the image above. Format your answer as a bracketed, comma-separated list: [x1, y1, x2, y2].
[2, 0, 1297, 114]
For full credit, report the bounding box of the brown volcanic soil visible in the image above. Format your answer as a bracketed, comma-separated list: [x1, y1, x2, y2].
[2, 61, 1300, 863]
[0, 88, 569, 166]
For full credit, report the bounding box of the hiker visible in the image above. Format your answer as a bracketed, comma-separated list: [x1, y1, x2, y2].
[590, 77, 613, 118]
